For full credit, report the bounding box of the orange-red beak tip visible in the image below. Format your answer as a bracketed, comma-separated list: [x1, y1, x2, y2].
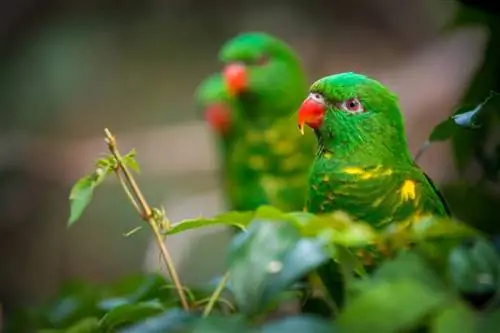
[298, 123, 305, 135]
[223, 63, 247, 96]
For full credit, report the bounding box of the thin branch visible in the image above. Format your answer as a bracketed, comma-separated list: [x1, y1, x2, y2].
[103, 128, 190, 312]
[114, 169, 141, 214]
[203, 272, 230, 317]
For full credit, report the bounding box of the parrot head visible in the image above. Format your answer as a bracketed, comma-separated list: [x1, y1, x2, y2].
[297, 72, 410, 160]
[195, 73, 234, 136]
[218, 32, 307, 119]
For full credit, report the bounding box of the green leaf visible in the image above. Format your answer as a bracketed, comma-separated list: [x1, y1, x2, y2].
[370, 252, 447, 293]
[289, 211, 379, 247]
[123, 149, 141, 173]
[116, 308, 197, 333]
[68, 177, 95, 226]
[264, 238, 331, 304]
[165, 211, 254, 235]
[67, 164, 111, 227]
[384, 216, 480, 246]
[46, 285, 102, 329]
[428, 91, 500, 142]
[338, 280, 448, 332]
[41, 317, 102, 333]
[428, 120, 457, 142]
[98, 274, 171, 312]
[227, 220, 330, 316]
[432, 301, 476, 333]
[448, 238, 500, 294]
[260, 315, 338, 333]
[253, 205, 289, 221]
[190, 315, 255, 333]
[99, 301, 165, 331]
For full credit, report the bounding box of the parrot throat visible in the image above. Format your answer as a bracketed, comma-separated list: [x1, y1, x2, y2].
[313, 129, 330, 157]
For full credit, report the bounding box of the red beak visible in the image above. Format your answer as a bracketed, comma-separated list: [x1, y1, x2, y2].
[222, 63, 247, 96]
[205, 104, 231, 135]
[297, 98, 326, 135]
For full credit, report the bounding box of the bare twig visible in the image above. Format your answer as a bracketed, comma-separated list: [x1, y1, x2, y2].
[103, 128, 190, 311]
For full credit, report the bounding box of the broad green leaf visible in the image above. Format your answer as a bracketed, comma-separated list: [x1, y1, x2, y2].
[432, 301, 476, 333]
[98, 274, 171, 311]
[46, 283, 102, 329]
[67, 165, 111, 226]
[385, 216, 480, 245]
[116, 308, 197, 333]
[40, 317, 102, 333]
[417, 92, 500, 164]
[370, 252, 447, 293]
[260, 315, 338, 333]
[190, 315, 255, 333]
[165, 211, 254, 235]
[99, 301, 165, 331]
[428, 120, 456, 142]
[289, 211, 379, 247]
[253, 205, 289, 221]
[263, 238, 331, 305]
[448, 238, 500, 294]
[68, 177, 95, 226]
[428, 91, 500, 142]
[227, 220, 330, 316]
[338, 280, 448, 332]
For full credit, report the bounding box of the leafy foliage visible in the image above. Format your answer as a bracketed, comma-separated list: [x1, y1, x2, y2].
[9, 4, 500, 331]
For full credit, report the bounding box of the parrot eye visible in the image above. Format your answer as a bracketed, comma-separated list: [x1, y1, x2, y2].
[340, 98, 364, 113]
[309, 92, 325, 104]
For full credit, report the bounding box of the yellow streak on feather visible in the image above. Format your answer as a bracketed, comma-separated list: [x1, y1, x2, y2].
[400, 180, 416, 202]
[343, 167, 364, 174]
[371, 197, 384, 207]
[343, 166, 393, 180]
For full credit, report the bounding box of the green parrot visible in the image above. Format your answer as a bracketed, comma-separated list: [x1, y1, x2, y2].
[295, 72, 453, 313]
[297, 72, 451, 225]
[204, 32, 316, 212]
[194, 73, 244, 210]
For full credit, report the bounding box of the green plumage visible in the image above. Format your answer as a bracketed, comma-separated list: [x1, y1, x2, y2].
[304, 72, 450, 225]
[196, 32, 316, 212]
[195, 73, 241, 164]
[195, 73, 244, 210]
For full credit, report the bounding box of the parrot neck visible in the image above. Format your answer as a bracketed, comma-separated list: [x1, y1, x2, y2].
[314, 128, 413, 166]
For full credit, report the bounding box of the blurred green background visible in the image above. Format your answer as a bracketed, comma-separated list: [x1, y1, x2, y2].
[0, 0, 497, 322]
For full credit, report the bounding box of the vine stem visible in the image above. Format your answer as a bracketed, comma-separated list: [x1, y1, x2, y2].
[203, 272, 230, 317]
[104, 128, 190, 312]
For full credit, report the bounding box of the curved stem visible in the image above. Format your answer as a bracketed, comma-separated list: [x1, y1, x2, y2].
[203, 272, 230, 317]
[104, 128, 190, 311]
